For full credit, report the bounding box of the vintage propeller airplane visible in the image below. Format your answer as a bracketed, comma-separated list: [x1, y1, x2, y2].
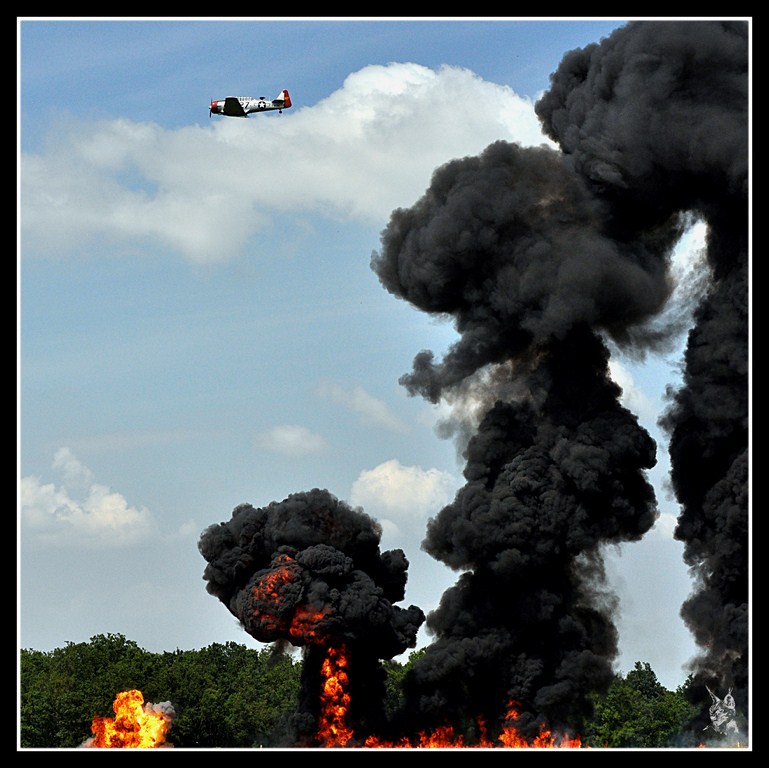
[209, 89, 291, 118]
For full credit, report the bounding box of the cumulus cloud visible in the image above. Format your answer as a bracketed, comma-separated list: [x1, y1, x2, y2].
[316, 379, 411, 433]
[349, 458, 460, 541]
[252, 424, 328, 456]
[20, 447, 156, 548]
[21, 62, 554, 264]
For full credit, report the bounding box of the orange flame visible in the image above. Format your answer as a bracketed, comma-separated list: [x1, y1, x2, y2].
[257, 553, 295, 598]
[291, 605, 332, 642]
[313, 645, 584, 749]
[83, 689, 173, 748]
[497, 701, 583, 748]
[250, 553, 295, 635]
[317, 644, 354, 746]
[251, 554, 331, 643]
[364, 709, 584, 749]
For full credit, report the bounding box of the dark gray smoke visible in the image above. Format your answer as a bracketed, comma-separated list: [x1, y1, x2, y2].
[371, 19, 748, 742]
[198, 488, 424, 744]
[538, 19, 749, 739]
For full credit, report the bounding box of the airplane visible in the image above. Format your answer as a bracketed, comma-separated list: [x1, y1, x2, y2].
[209, 89, 291, 118]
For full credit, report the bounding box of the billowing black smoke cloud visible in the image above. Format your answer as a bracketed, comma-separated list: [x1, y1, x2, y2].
[198, 488, 424, 744]
[371, 20, 748, 742]
[538, 19, 749, 739]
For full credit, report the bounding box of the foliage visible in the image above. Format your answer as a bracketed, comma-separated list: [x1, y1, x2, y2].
[582, 661, 699, 748]
[20, 634, 301, 748]
[381, 648, 427, 719]
[20, 639, 698, 749]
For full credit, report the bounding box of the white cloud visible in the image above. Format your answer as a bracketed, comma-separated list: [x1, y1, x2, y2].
[672, 217, 708, 274]
[20, 448, 156, 548]
[51, 445, 93, 488]
[21, 62, 555, 264]
[316, 379, 411, 433]
[350, 458, 460, 541]
[608, 359, 658, 426]
[252, 424, 328, 456]
[648, 511, 679, 540]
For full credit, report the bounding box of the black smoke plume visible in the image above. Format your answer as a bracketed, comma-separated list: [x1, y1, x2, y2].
[538, 19, 749, 740]
[371, 19, 748, 743]
[198, 488, 424, 745]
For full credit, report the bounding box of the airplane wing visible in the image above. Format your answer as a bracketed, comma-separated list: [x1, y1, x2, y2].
[222, 97, 248, 117]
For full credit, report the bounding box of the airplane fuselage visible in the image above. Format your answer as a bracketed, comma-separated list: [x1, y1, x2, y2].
[209, 90, 291, 118]
[237, 97, 275, 113]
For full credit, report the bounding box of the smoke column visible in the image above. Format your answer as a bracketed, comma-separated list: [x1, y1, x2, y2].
[537, 19, 749, 737]
[198, 488, 424, 745]
[371, 20, 748, 741]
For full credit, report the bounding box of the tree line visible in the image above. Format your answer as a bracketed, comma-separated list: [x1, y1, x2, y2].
[20, 633, 702, 748]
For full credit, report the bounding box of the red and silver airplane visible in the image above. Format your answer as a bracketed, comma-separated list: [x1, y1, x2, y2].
[209, 89, 291, 118]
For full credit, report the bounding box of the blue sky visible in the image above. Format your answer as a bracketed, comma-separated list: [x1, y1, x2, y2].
[18, 17, 726, 692]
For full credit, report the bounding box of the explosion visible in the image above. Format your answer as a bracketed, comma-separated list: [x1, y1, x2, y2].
[82, 689, 175, 748]
[199, 19, 748, 748]
[199, 488, 424, 744]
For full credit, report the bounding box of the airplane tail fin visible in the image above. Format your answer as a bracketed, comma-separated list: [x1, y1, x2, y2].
[276, 89, 291, 109]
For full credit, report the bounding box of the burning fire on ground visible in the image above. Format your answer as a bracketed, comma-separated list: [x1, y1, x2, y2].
[316, 645, 584, 749]
[249, 551, 584, 747]
[82, 689, 175, 748]
[199, 492, 592, 747]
